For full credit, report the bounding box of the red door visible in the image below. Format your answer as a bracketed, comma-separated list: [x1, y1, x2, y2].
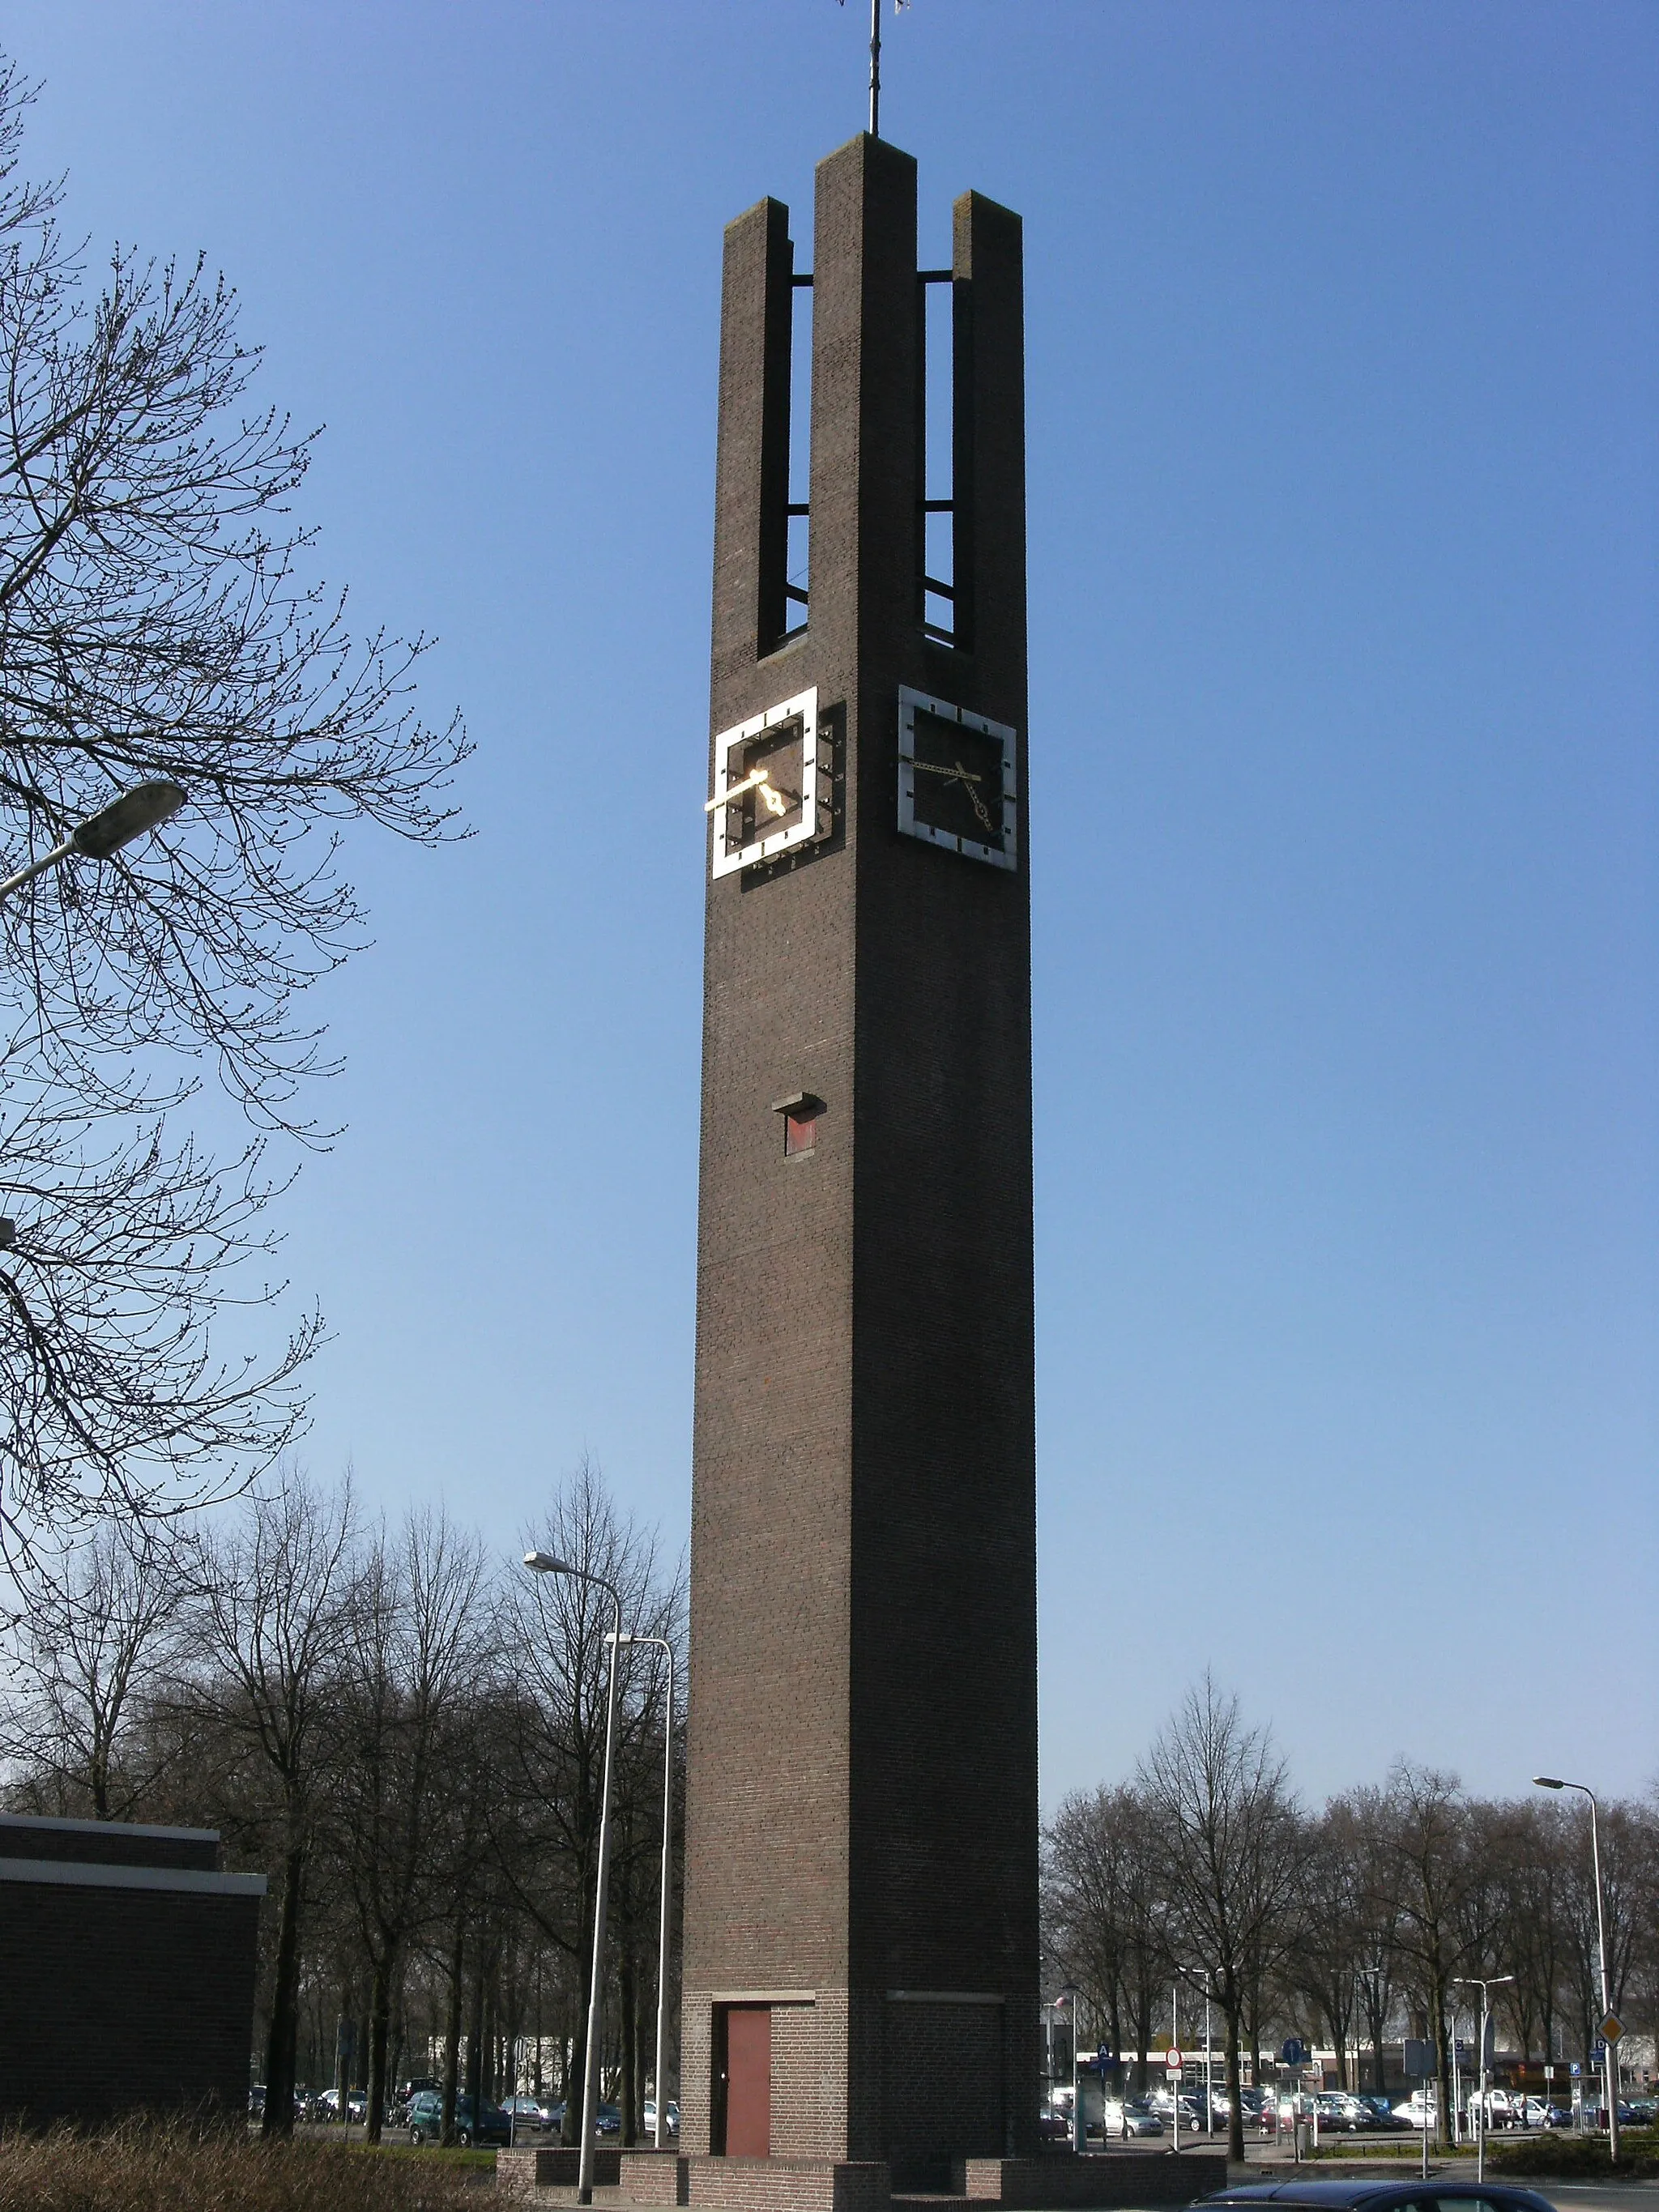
[723, 2005, 771, 2156]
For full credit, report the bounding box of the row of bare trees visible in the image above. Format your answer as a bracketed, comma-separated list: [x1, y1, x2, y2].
[0, 1458, 682, 2149]
[1045, 1678, 1658, 2160]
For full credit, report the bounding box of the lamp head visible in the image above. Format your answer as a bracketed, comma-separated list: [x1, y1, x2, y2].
[1533, 1776, 1564, 1791]
[523, 1550, 574, 1575]
[72, 780, 186, 860]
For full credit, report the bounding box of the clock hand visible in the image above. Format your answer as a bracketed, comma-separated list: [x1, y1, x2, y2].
[759, 782, 791, 818]
[914, 757, 995, 830]
[705, 765, 769, 812]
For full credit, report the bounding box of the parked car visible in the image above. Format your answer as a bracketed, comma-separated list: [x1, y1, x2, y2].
[1037, 2108, 1070, 2144]
[642, 2098, 680, 2137]
[1392, 2095, 1438, 2129]
[501, 2095, 547, 2130]
[1541, 2103, 1573, 2129]
[1121, 2097, 1166, 2138]
[405, 2090, 513, 2147]
[1195, 2180, 1557, 2212]
[1625, 2097, 1656, 2127]
[313, 2087, 366, 2122]
[1316, 2092, 1371, 2133]
[1354, 2095, 1398, 2129]
[596, 2103, 623, 2135]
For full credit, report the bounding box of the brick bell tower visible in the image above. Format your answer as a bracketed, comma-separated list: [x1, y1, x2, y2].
[682, 134, 1038, 2195]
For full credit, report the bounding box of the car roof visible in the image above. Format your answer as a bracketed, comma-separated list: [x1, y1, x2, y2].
[1201, 2187, 1555, 2210]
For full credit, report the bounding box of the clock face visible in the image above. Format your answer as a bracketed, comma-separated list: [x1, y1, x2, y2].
[897, 688, 1017, 869]
[708, 688, 824, 876]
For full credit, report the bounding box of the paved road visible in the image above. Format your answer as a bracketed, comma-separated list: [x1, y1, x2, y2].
[1535, 2188, 1659, 2212]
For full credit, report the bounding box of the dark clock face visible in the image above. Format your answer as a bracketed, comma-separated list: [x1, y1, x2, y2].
[898, 689, 1017, 869]
[910, 710, 1006, 847]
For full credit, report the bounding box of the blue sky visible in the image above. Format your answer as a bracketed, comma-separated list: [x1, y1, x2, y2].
[11, 2, 1654, 1807]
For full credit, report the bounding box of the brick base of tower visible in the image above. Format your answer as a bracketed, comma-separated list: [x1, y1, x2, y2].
[498, 2150, 1231, 2211]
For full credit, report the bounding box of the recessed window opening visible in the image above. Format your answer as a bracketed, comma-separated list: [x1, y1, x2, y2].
[785, 273, 813, 640]
[774, 1089, 825, 1158]
[784, 1110, 817, 1157]
[920, 271, 954, 646]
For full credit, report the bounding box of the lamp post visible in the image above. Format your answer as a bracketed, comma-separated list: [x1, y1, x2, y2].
[0, 780, 186, 902]
[526, 1550, 623, 2205]
[612, 1630, 676, 2150]
[1534, 1777, 1618, 2164]
[1064, 1984, 1080, 2155]
[1451, 1974, 1513, 2181]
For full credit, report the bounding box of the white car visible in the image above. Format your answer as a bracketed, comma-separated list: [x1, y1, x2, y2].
[642, 2098, 680, 2137]
[1392, 2096, 1438, 2129]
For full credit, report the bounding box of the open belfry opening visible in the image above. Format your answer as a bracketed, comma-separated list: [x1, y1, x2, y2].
[684, 131, 1039, 2197]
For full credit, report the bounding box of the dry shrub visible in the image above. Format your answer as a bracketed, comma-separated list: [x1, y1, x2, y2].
[0, 2119, 486, 2212]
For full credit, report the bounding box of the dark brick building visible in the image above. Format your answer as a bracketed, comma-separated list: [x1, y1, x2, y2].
[0, 1811, 265, 2126]
[683, 133, 1038, 2192]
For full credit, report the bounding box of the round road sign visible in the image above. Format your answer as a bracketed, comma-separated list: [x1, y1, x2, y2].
[1166, 2048, 1183, 2070]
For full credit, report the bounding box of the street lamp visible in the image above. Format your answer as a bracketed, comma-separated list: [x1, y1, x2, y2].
[526, 1549, 623, 2204]
[0, 780, 186, 902]
[1534, 1777, 1618, 2164]
[1451, 1974, 1513, 2182]
[611, 1630, 676, 2151]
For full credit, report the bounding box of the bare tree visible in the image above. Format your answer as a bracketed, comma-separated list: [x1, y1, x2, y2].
[1293, 1801, 1363, 2088]
[1371, 1762, 1477, 2148]
[0, 1518, 183, 1814]
[1139, 1675, 1303, 2160]
[1344, 1787, 1401, 2098]
[0, 1077, 317, 1585]
[0, 62, 467, 1132]
[1043, 1781, 1171, 2099]
[0, 56, 464, 1581]
[182, 1469, 356, 2139]
[496, 1460, 682, 2146]
[332, 1507, 491, 2143]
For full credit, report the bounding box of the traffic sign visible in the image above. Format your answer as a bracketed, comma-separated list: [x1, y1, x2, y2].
[1590, 2042, 1606, 2067]
[1281, 2039, 1307, 2068]
[1097, 2048, 1115, 2067]
[1543, 2065, 1555, 2082]
[1166, 2048, 1184, 2072]
[1600, 2012, 1623, 2044]
[1570, 2062, 1581, 2079]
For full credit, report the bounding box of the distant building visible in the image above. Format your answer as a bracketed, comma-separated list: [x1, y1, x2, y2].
[0, 1810, 264, 2127]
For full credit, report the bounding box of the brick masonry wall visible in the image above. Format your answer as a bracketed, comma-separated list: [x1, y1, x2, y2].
[959, 2155, 1229, 2207]
[687, 2158, 893, 2212]
[684, 131, 1038, 2179]
[881, 2002, 1004, 2183]
[771, 1995, 851, 2159]
[0, 1876, 260, 2125]
[621, 2150, 692, 2204]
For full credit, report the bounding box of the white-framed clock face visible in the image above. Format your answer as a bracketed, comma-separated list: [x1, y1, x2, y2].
[897, 687, 1017, 870]
[706, 688, 825, 877]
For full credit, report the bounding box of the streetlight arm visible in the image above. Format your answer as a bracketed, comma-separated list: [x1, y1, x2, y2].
[0, 781, 186, 905]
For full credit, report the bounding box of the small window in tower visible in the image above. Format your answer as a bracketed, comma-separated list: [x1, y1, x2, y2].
[774, 1090, 825, 1158]
[784, 1110, 817, 1157]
